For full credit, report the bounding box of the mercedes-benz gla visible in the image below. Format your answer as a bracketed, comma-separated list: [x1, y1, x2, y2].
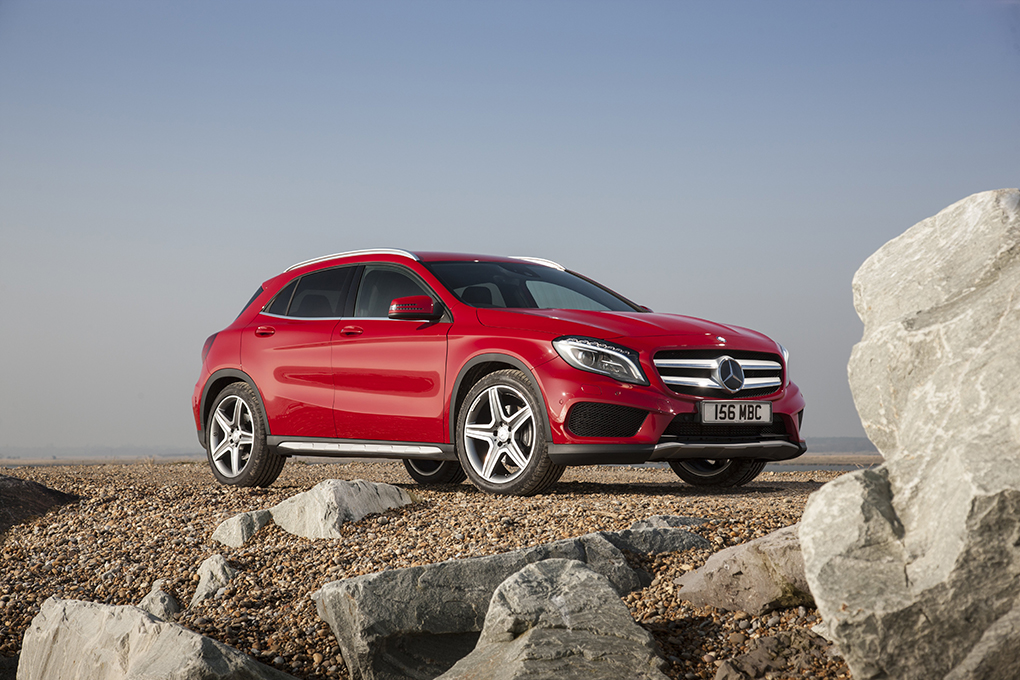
[193, 249, 806, 495]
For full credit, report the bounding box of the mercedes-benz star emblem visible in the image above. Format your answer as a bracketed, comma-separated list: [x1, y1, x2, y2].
[714, 356, 745, 393]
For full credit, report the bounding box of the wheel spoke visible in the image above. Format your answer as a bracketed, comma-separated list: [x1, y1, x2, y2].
[237, 432, 254, 447]
[465, 425, 497, 443]
[230, 445, 242, 476]
[482, 446, 503, 479]
[211, 438, 231, 460]
[232, 398, 245, 428]
[213, 409, 233, 434]
[487, 387, 505, 424]
[506, 404, 532, 434]
[505, 441, 529, 470]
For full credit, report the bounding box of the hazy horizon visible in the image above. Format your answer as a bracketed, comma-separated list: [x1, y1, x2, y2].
[2, 1, 1018, 451]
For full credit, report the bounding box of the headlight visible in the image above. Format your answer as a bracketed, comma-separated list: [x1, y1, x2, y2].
[777, 343, 790, 383]
[553, 336, 649, 385]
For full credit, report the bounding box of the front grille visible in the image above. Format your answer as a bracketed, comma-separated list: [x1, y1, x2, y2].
[662, 413, 789, 440]
[567, 402, 648, 438]
[653, 349, 784, 398]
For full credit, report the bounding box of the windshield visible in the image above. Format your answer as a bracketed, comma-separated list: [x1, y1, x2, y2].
[424, 261, 643, 312]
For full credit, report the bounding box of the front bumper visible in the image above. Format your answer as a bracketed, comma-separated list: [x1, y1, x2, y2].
[534, 354, 806, 465]
[547, 439, 806, 466]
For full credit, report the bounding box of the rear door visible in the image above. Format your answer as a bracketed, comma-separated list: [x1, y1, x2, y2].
[242, 266, 356, 437]
[331, 264, 451, 443]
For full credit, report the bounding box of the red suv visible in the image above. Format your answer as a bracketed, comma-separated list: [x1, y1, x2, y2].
[193, 249, 805, 495]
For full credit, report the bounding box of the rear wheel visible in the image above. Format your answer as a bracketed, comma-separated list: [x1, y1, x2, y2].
[402, 459, 466, 485]
[668, 458, 766, 487]
[206, 382, 285, 487]
[456, 369, 564, 496]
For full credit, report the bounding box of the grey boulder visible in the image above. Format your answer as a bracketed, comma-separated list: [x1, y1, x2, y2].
[270, 479, 416, 540]
[312, 526, 702, 680]
[674, 524, 811, 615]
[137, 579, 180, 621]
[437, 559, 669, 680]
[601, 527, 709, 555]
[800, 188, 1020, 680]
[190, 555, 238, 608]
[211, 510, 272, 548]
[17, 597, 296, 680]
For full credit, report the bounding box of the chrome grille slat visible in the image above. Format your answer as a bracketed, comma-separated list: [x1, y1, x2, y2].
[661, 376, 718, 388]
[654, 359, 718, 370]
[743, 377, 782, 388]
[653, 351, 784, 398]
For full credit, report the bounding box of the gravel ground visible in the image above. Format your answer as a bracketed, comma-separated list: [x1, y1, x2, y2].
[0, 461, 852, 679]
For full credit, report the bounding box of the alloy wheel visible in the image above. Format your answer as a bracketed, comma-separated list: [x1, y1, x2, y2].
[462, 384, 535, 484]
[209, 394, 255, 478]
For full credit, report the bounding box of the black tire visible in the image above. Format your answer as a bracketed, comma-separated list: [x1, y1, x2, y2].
[206, 382, 285, 487]
[402, 459, 467, 485]
[668, 459, 766, 487]
[455, 369, 564, 496]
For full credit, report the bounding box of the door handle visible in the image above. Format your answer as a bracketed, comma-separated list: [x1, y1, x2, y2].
[340, 326, 363, 336]
[255, 326, 276, 337]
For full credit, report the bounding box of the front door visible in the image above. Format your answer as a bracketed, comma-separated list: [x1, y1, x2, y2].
[332, 264, 451, 443]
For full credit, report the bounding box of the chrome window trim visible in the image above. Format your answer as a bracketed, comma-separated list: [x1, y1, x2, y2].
[510, 256, 566, 271]
[286, 248, 419, 272]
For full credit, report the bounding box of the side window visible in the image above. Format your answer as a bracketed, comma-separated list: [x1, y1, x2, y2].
[290, 267, 355, 317]
[265, 267, 354, 318]
[354, 265, 432, 318]
[265, 280, 297, 316]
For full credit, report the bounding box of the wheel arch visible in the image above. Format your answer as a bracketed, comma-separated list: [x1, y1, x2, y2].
[199, 369, 270, 447]
[449, 354, 552, 444]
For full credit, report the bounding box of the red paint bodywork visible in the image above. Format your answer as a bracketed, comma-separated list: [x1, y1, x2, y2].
[193, 251, 805, 460]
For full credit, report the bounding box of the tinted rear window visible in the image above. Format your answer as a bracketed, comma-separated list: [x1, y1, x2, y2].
[237, 287, 264, 319]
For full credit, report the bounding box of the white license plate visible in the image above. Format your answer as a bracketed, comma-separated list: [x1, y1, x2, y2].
[701, 401, 772, 424]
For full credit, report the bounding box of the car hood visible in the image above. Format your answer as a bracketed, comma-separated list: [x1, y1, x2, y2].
[475, 308, 778, 350]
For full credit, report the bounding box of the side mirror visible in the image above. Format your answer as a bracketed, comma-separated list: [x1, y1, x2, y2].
[388, 295, 443, 321]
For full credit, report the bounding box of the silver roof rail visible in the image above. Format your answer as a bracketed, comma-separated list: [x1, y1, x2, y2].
[510, 256, 565, 271]
[286, 248, 418, 272]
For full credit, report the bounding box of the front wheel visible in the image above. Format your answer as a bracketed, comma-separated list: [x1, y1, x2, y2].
[456, 370, 564, 496]
[402, 459, 466, 485]
[668, 459, 766, 487]
[206, 382, 285, 487]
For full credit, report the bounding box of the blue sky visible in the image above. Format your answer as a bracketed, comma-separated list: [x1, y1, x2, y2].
[1, 0, 1018, 452]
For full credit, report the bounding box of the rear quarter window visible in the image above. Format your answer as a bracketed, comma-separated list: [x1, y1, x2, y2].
[237, 287, 264, 318]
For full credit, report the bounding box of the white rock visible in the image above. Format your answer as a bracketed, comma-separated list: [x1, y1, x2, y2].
[269, 479, 415, 540]
[190, 554, 237, 608]
[137, 579, 179, 621]
[212, 509, 272, 548]
[17, 597, 296, 680]
[800, 188, 1020, 680]
[674, 524, 812, 615]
